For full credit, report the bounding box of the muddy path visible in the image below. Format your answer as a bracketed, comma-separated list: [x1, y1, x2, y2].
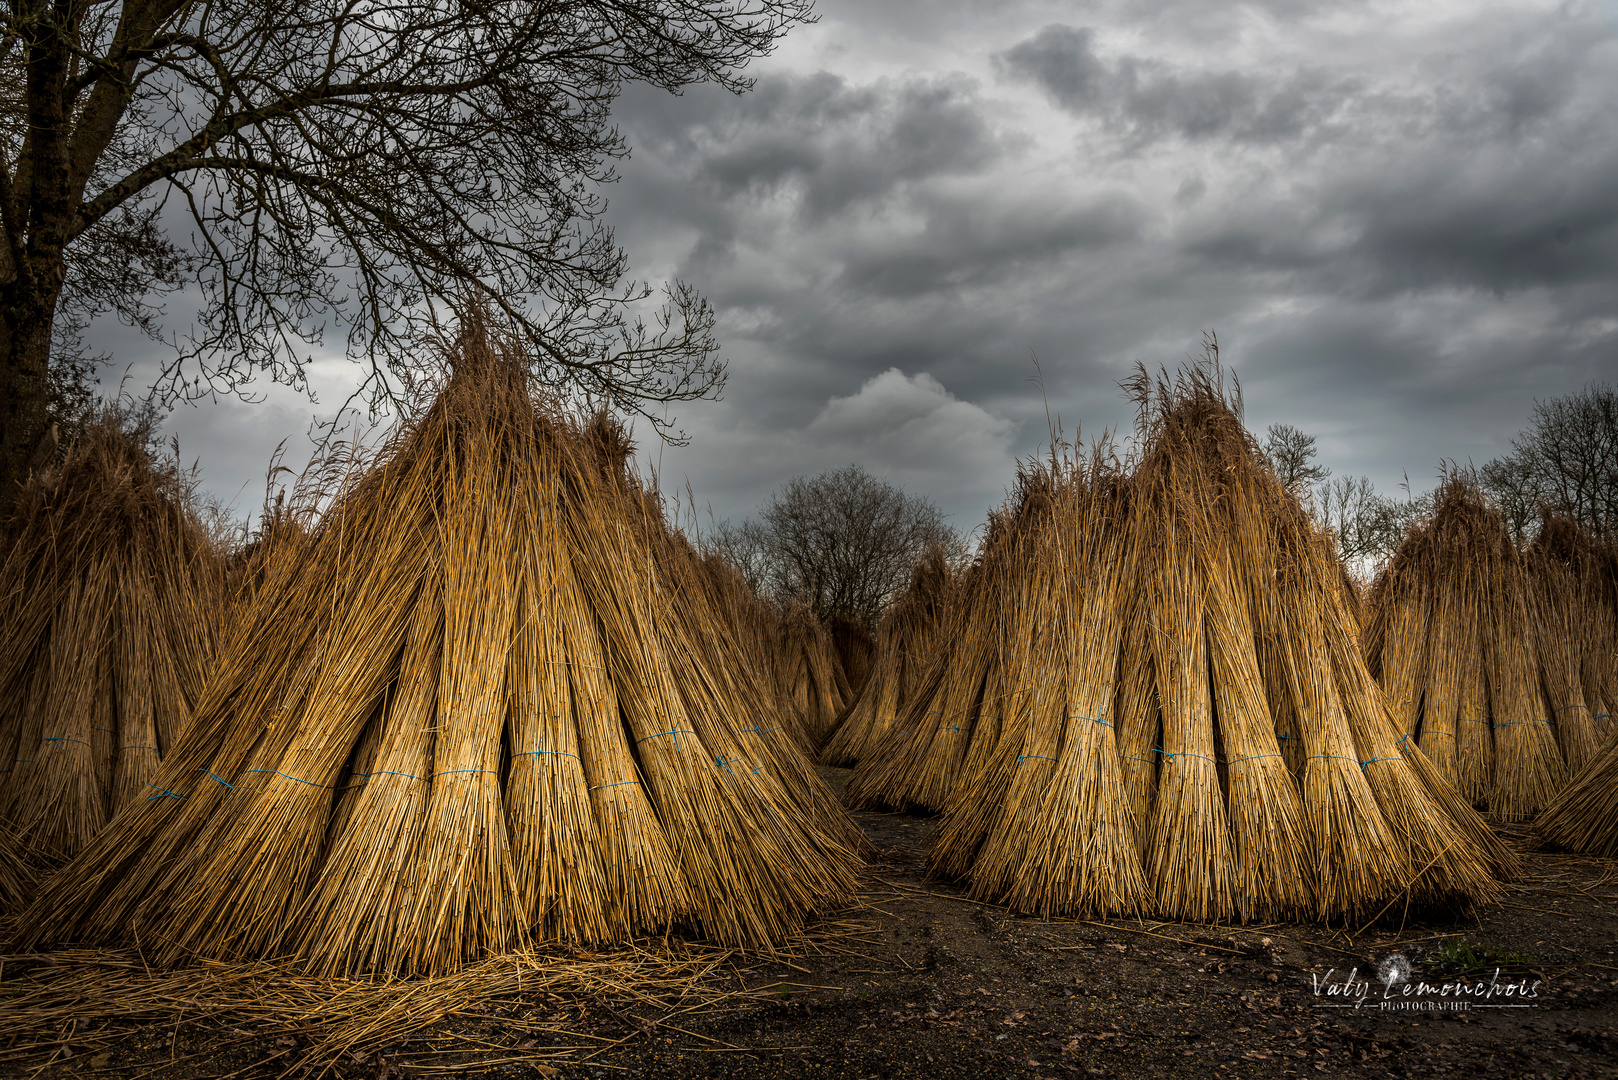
[7, 767, 1617, 1079]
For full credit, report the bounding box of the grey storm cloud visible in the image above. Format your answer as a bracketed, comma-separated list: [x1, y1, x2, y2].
[993, 23, 1360, 146]
[835, 192, 1147, 298]
[690, 71, 1003, 219]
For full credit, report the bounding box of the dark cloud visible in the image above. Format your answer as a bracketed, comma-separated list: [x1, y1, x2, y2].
[994, 23, 1359, 146]
[103, 0, 1618, 536]
[679, 72, 1003, 219]
[836, 192, 1146, 297]
[993, 24, 1109, 110]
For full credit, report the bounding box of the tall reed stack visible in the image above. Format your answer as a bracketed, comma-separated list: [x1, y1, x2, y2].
[1366, 479, 1602, 819]
[1536, 745, 1618, 857]
[773, 602, 851, 749]
[0, 415, 225, 862]
[19, 330, 861, 974]
[829, 616, 876, 698]
[853, 359, 1511, 922]
[1526, 511, 1618, 769]
[819, 548, 956, 767]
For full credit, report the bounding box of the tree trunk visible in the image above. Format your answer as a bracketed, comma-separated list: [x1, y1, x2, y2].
[0, 276, 61, 514]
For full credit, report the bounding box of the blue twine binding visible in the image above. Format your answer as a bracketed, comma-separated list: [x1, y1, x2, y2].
[197, 767, 234, 789]
[246, 769, 329, 789]
[146, 783, 185, 801]
[1154, 748, 1214, 765]
[591, 779, 641, 791]
[1228, 754, 1280, 764]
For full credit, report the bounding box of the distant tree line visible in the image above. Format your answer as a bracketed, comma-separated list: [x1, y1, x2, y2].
[706, 464, 966, 627]
[1262, 381, 1616, 570]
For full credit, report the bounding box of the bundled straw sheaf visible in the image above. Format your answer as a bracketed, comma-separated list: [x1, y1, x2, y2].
[852, 356, 1512, 922]
[1536, 745, 1618, 857]
[0, 415, 225, 861]
[1366, 477, 1602, 819]
[19, 330, 861, 974]
[819, 548, 956, 768]
[773, 602, 851, 750]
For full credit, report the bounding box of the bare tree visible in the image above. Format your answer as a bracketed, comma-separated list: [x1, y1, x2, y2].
[705, 517, 771, 596]
[0, 0, 812, 503]
[1481, 383, 1618, 541]
[1314, 472, 1432, 569]
[716, 465, 961, 626]
[1262, 422, 1330, 493]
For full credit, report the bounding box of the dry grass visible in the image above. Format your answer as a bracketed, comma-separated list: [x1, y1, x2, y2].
[0, 936, 826, 1078]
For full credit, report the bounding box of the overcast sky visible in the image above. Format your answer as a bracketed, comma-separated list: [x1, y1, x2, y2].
[121, 0, 1618, 540]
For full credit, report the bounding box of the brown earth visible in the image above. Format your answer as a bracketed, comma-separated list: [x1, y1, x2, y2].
[4, 766, 1616, 1079]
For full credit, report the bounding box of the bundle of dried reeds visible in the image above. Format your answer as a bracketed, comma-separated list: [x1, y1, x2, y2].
[0, 822, 31, 912]
[1367, 473, 1580, 820]
[1535, 745, 1618, 857]
[1526, 512, 1611, 777]
[773, 602, 849, 749]
[864, 358, 1508, 923]
[818, 548, 956, 769]
[19, 329, 860, 974]
[829, 616, 876, 697]
[0, 414, 225, 860]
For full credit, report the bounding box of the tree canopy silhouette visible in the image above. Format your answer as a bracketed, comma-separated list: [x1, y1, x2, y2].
[0, 0, 812, 502]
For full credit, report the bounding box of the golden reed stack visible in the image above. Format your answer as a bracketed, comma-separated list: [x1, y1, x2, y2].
[1366, 482, 1617, 819]
[0, 415, 225, 865]
[819, 548, 956, 768]
[848, 359, 1514, 923]
[18, 329, 861, 975]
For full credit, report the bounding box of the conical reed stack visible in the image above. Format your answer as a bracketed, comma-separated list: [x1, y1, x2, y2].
[1536, 745, 1618, 857]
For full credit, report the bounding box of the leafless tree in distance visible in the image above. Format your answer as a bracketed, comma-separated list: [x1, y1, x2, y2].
[1262, 422, 1331, 494]
[1481, 383, 1618, 542]
[712, 465, 963, 627]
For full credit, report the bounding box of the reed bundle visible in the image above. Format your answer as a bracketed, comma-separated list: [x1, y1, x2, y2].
[818, 548, 955, 768]
[0, 414, 225, 860]
[853, 360, 1508, 922]
[18, 329, 860, 974]
[1367, 474, 1577, 820]
[0, 823, 30, 912]
[773, 602, 850, 750]
[1526, 511, 1615, 776]
[829, 616, 876, 697]
[1535, 745, 1618, 856]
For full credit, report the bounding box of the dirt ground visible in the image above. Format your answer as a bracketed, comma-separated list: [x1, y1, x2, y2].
[6, 765, 1617, 1079]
